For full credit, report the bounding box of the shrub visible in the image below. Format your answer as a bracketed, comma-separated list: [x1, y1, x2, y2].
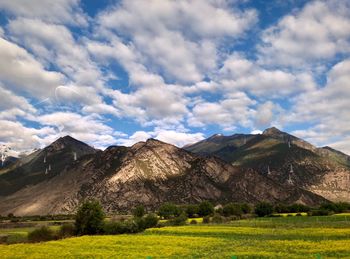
[190, 219, 197, 224]
[296, 213, 302, 216]
[58, 223, 75, 238]
[308, 209, 330, 216]
[288, 204, 310, 213]
[274, 204, 289, 213]
[320, 202, 350, 213]
[28, 226, 56, 243]
[133, 205, 145, 218]
[255, 202, 273, 217]
[75, 200, 105, 235]
[202, 216, 210, 224]
[103, 221, 125, 234]
[168, 212, 188, 226]
[136, 213, 159, 230]
[198, 201, 214, 216]
[211, 213, 223, 224]
[185, 205, 199, 218]
[240, 203, 252, 214]
[158, 203, 181, 219]
[223, 203, 242, 217]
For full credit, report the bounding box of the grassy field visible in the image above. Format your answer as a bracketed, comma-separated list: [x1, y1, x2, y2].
[0, 215, 349, 258]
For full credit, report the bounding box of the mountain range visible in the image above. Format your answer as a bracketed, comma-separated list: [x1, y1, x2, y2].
[0, 127, 349, 216]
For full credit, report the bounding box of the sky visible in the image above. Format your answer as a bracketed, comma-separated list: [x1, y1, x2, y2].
[0, 0, 349, 155]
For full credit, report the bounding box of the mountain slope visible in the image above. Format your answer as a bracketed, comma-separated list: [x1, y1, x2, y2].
[0, 136, 97, 196]
[0, 138, 327, 215]
[185, 127, 350, 202]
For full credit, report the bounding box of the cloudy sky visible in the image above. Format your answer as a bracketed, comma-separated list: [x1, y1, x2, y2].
[0, 0, 349, 155]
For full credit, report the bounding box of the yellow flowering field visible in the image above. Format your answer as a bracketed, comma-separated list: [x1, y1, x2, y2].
[1, 216, 350, 258]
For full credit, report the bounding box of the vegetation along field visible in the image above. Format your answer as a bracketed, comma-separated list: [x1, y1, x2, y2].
[1, 214, 350, 258]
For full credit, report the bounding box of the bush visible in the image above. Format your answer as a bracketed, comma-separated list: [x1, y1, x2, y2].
[240, 203, 252, 214]
[158, 203, 181, 219]
[211, 213, 223, 224]
[168, 212, 188, 226]
[274, 204, 289, 213]
[223, 203, 242, 217]
[75, 200, 105, 235]
[308, 209, 331, 216]
[58, 223, 75, 238]
[169, 212, 188, 226]
[28, 226, 56, 243]
[320, 202, 350, 213]
[190, 219, 197, 224]
[103, 220, 140, 234]
[133, 205, 145, 218]
[202, 216, 210, 224]
[255, 202, 273, 217]
[288, 204, 310, 213]
[296, 213, 302, 216]
[198, 201, 214, 217]
[185, 205, 199, 218]
[138, 213, 159, 229]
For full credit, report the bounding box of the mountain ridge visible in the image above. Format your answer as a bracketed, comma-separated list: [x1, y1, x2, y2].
[0, 128, 348, 215]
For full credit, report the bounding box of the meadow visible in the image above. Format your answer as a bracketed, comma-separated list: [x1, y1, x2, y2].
[0, 214, 350, 258]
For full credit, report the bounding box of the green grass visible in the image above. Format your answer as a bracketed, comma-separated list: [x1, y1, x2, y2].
[0, 216, 349, 258]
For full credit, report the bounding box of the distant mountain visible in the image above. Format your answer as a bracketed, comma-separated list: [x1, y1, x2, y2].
[185, 127, 350, 203]
[0, 156, 18, 169]
[0, 136, 97, 196]
[0, 136, 327, 216]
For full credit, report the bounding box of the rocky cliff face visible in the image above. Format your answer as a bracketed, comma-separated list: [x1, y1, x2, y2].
[0, 135, 328, 216]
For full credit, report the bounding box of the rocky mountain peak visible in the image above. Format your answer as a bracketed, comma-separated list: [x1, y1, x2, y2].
[47, 135, 94, 152]
[262, 126, 285, 136]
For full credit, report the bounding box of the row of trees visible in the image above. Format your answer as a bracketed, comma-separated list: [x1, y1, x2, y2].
[24, 200, 350, 243]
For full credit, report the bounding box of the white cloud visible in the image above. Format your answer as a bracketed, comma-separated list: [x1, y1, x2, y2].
[289, 59, 350, 154]
[109, 85, 188, 126]
[117, 129, 204, 147]
[154, 129, 205, 147]
[188, 92, 256, 130]
[35, 112, 120, 148]
[0, 0, 87, 26]
[0, 119, 55, 153]
[8, 18, 104, 88]
[117, 131, 152, 146]
[254, 101, 284, 129]
[97, 0, 257, 83]
[218, 53, 316, 97]
[259, 0, 350, 67]
[0, 85, 36, 120]
[0, 37, 64, 99]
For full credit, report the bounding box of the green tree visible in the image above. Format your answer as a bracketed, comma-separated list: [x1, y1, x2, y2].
[198, 201, 214, 216]
[158, 202, 180, 219]
[223, 203, 242, 217]
[75, 200, 105, 235]
[255, 202, 273, 217]
[185, 204, 199, 218]
[133, 205, 145, 218]
[240, 203, 252, 214]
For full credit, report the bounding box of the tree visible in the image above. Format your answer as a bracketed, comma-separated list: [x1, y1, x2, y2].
[255, 202, 273, 217]
[240, 203, 252, 214]
[185, 204, 199, 218]
[133, 205, 145, 218]
[223, 203, 242, 217]
[158, 202, 181, 219]
[198, 201, 214, 216]
[75, 200, 105, 235]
